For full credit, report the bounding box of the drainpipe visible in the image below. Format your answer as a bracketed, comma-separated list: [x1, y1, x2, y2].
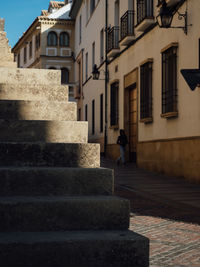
[104, 0, 108, 157]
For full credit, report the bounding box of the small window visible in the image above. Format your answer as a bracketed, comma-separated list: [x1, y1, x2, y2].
[92, 99, 95, 135]
[47, 31, 57, 46]
[29, 41, 32, 58]
[79, 15, 82, 44]
[140, 60, 153, 121]
[110, 82, 119, 126]
[17, 53, 20, 68]
[78, 108, 81, 121]
[85, 104, 88, 121]
[90, 0, 95, 15]
[60, 32, 69, 47]
[100, 94, 103, 132]
[85, 52, 88, 81]
[92, 42, 95, 68]
[24, 46, 27, 63]
[100, 29, 104, 63]
[162, 45, 178, 115]
[61, 68, 69, 84]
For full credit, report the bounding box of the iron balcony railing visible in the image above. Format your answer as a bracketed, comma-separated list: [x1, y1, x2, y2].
[108, 26, 120, 53]
[137, 0, 154, 25]
[120, 10, 134, 41]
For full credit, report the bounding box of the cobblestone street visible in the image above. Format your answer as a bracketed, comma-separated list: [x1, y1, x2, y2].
[101, 158, 200, 267]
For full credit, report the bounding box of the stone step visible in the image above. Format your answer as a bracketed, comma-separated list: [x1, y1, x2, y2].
[0, 167, 113, 196]
[0, 120, 87, 143]
[0, 61, 17, 68]
[0, 100, 77, 121]
[0, 83, 69, 101]
[0, 142, 100, 167]
[0, 196, 129, 231]
[0, 231, 149, 267]
[0, 67, 61, 85]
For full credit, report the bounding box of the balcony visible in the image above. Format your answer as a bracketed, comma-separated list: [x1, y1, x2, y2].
[107, 26, 120, 58]
[136, 0, 154, 32]
[120, 10, 135, 46]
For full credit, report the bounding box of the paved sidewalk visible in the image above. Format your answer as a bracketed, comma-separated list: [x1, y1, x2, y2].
[101, 157, 200, 267]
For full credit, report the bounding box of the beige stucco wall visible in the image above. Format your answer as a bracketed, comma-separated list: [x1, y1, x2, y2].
[106, 0, 200, 181]
[108, 0, 200, 144]
[74, 0, 105, 145]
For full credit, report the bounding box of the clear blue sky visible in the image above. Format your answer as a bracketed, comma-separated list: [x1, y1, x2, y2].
[1, 0, 51, 48]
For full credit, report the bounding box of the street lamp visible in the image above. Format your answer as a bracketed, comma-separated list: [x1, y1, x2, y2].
[92, 64, 100, 80]
[156, 0, 191, 35]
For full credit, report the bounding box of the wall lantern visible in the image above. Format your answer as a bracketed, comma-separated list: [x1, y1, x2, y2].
[156, 0, 191, 35]
[92, 64, 100, 80]
[92, 64, 109, 81]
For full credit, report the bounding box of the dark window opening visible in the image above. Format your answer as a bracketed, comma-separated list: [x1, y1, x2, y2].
[162, 46, 178, 114]
[47, 31, 57, 46]
[60, 32, 69, 47]
[110, 82, 119, 126]
[92, 99, 95, 135]
[100, 94, 103, 132]
[61, 68, 69, 84]
[140, 61, 153, 119]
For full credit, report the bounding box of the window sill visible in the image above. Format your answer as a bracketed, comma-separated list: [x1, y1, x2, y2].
[140, 117, 153, 123]
[161, 112, 178, 119]
[110, 125, 119, 130]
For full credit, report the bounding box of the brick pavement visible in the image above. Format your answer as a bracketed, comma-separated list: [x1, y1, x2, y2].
[101, 157, 200, 267]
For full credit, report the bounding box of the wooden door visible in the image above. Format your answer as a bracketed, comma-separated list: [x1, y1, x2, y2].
[129, 83, 137, 162]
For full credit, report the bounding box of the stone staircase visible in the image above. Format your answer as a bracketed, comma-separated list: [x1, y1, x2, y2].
[0, 20, 149, 267]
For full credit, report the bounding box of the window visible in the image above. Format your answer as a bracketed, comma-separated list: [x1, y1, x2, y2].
[35, 34, 40, 50]
[24, 46, 27, 63]
[61, 68, 69, 84]
[47, 31, 57, 46]
[79, 15, 82, 44]
[110, 82, 119, 126]
[100, 94, 103, 132]
[29, 41, 32, 58]
[90, 0, 95, 15]
[85, 104, 88, 121]
[85, 52, 88, 80]
[17, 53, 20, 68]
[78, 108, 81, 121]
[92, 42, 95, 68]
[140, 60, 153, 120]
[100, 29, 104, 63]
[137, 0, 153, 25]
[162, 45, 178, 115]
[60, 32, 69, 47]
[92, 99, 95, 135]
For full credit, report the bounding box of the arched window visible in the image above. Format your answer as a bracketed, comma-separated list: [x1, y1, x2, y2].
[60, 32, 70, 47]
[61, 68, 69, 84]
[47, 31, 57, 46]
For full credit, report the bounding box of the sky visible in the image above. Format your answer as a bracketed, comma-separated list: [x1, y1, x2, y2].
[1, 0, 52, 48]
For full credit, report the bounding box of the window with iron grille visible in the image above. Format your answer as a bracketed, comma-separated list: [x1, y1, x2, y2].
[92, 99, 95, 135]
[110, 82, 119, 126]
[162, 46, 178, 115]
[137, 0, 153, 25]
[140, 61, 153, 120]
[100, 94, 103, 132]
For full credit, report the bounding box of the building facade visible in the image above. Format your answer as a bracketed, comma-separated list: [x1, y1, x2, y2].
[70, 0, 106, 151]
[12, 1, 75, 99]
[70, 0, 200, 182]
[106, 0, 200, 182]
